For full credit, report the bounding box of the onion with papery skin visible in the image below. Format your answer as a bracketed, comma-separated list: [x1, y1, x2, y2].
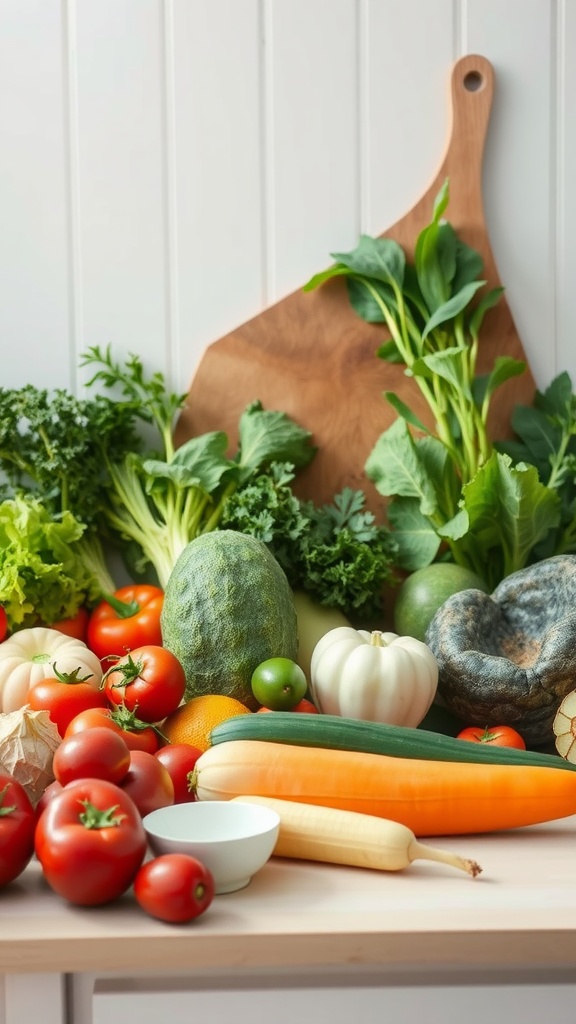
[0, 707, 61, 806]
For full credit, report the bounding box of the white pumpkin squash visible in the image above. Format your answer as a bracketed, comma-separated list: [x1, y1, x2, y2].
[0, 627, 103, 712]
[310, 626, 438, 728]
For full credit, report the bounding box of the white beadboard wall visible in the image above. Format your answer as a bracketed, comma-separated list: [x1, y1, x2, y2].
[0, 0, 575, 404]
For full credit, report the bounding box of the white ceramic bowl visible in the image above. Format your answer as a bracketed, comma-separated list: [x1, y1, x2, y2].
[142, 800, 281, 894]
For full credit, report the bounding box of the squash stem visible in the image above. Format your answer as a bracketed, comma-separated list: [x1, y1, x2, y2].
[370, 631, 386, 647]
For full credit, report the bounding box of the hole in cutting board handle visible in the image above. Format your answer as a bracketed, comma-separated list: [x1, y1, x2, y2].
[463, 69, 484, 92]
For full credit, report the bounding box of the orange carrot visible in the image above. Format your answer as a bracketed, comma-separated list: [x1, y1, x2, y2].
[193, 739, 576, 836]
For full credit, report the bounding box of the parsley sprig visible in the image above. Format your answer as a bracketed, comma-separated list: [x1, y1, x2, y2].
[221, 464, 398, 618]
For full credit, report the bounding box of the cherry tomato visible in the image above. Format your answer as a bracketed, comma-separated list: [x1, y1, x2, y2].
[64, 705, 161, 754]
[34, 778, 147, 906]
[0, 774, 35, 887]
[27, 664, 108, 737]
[154, 744, 203, 803]
[134, 853, 214, 924]
[102, 645, 186, 723]
[456, 725, 527, 750]
[52, 727, 131, 786]
[0, 607, 8, 643]
[48, 607, 90, 642]
[120, 749, 174, 817]
[87, 585, 164, 662]
[256, 698, 319, 714]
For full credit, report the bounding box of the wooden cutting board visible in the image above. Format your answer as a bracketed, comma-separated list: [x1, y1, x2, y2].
[175, 54, 535, 516]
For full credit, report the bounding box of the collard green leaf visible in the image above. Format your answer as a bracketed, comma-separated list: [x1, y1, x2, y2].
[302, 264, 351, 291]
[422, 280, 485, 340]
[415, 435, 462, 518]
[377, 339, 405, 364]
[236, 401, 316, 481]
[508, 405, 561, 478]
[536, 370, 574, 418]
[331, 235, 405, 288]
[469, 287, 504, 340]
[460, 453, 560, 580]
[451, 239, 484, 294]
[412, 347, 472, 401]
[144, 431, 234, 493]
[384, 392, 430, 432]
[365, 418, 438, 516]
[386, 496, 441, 570]
[478, 355, 527, 406]
[346, 276, 394, 324]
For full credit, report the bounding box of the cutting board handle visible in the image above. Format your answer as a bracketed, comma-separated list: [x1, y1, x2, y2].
[436, 54, 495, 230]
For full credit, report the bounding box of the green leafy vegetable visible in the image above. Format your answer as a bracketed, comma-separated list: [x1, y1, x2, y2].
[497, 370, 576, 558]
[81, 346, 317, 588]
[305, 178, 525, 488]
[0, 383, 141, 595]
[221, 464, 398, 618]
[305, 178, 536, 588]
[0, 495, 99, 630]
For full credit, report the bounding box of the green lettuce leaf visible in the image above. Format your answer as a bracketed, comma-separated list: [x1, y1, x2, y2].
[0, 495, 94, 630]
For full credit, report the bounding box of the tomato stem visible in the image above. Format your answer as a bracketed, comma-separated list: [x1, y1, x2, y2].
[77, 799, 126, 829]
[0, 783, 17, 817]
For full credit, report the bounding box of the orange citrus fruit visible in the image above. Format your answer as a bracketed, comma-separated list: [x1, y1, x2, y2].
[161, 694, 251, 752]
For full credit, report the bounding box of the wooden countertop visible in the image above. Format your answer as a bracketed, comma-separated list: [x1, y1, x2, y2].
[2, 815, 576, 976]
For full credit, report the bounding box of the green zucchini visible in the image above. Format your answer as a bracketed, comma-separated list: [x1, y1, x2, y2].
[209, 711, 576, 773]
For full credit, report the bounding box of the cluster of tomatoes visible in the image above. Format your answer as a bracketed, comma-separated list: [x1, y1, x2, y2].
[0, 584, 218, 924]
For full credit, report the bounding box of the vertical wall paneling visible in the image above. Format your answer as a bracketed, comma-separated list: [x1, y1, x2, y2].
[0, 1, 575, 398]
[556, 0, 576, 383]
[262, 0, 359, 302]
[360, 0, 455, 236]
[170, 0, 262, 389]
[0, 0, 71, 389]
[73, 0, 168, 384]
[465, 0, 554, 388]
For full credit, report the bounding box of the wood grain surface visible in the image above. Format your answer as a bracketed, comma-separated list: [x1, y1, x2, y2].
[176, 55, 536, 515]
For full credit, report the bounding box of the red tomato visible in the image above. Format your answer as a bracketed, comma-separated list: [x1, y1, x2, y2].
[48, 607, 90, 642]
[87, 585, 164, 661]
[102, 645, 186, 723]
[0, 606, 8, 643]
[64, 705, 161, 754]
[34, 780, 64, 824]
[154, 744, 203, 803]
[291, 699, 319, 714]
[52, 727, 131, 786]
[121, 749, 174, 817]
[27, 664, 108, 737]
[256, 699, 319, 714]
[0, 774, 35, 887]
[34, 778, 147, 906]
[456, 725, 527, 750]
[134, 853, 214, 923]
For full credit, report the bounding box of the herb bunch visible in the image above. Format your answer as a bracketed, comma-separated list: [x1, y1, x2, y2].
[0, 382, 141, 596]
[81, 346, 316, 588]
[221, 463, 398, 618]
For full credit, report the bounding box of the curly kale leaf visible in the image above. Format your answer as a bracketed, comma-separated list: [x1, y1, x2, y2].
[222, 469, 398, 618]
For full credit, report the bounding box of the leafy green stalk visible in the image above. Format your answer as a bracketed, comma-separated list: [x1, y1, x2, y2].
[81, 347, 316, 588]
[305, 178, 532, 586]
[305, 178, 525, 491]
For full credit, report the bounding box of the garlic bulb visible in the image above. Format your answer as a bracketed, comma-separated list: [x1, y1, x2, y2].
[0, 707, 61, 805]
